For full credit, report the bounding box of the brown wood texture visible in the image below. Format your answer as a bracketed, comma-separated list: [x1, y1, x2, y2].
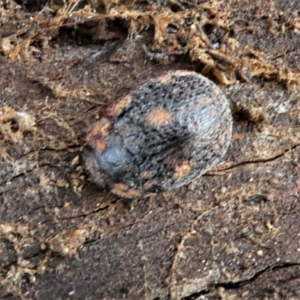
[0, 1, 300, 299]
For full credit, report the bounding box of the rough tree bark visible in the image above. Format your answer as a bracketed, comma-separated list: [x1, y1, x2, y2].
[0, 0, 300, 299]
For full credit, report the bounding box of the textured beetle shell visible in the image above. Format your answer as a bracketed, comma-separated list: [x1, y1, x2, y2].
[84, 70, 232, 198]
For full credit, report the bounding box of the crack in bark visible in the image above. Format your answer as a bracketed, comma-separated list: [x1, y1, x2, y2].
[207, 143, 300, 175]
[183, 262, 300, 300]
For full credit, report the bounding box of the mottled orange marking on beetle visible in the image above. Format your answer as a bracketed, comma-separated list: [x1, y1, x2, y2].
[175, 160, 192, 179]
[197, 97, 211, 106]
[212, 141, 220, 150]
[213, 129, 229, 151]
[159, 74, 172, 85]
[217, 132, 226, 145]
[95, 140, 106, 151]
[108, 95, 132, 117]
[147, 108, 172, 126]
[85, 158, 94, 172]
[87, 118, 111, 142]
[176, 70, 197, 77]
[144, 181, 154, 189]
[141, 171, 151, 179]
[112, 183, 140, 198]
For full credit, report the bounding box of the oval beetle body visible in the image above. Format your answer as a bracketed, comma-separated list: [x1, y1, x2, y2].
[84, 70, 232, 197]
